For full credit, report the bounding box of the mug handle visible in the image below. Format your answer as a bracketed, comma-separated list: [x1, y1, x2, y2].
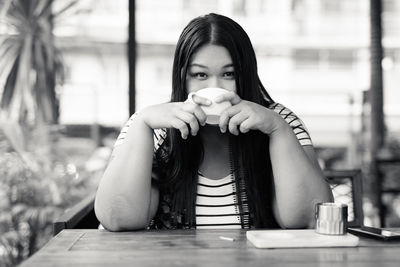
[187, 92, 210, 104]
[187, 92, 196, 104]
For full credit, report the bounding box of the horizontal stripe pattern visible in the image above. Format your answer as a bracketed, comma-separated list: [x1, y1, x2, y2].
[112, 102, 312, 229]
[196, 175, 241, 229]
[195, 224, 242, 229]
[114, 113, 137, 147]
[269, 102, 313, 146]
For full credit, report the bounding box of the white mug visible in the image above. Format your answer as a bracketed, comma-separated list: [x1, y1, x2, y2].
[187, 87, 232, 125]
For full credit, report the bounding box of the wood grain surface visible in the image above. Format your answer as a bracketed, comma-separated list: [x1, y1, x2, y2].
[20, 229, 400, 267]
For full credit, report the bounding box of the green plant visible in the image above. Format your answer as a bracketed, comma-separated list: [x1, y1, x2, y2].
[0, 2, 100, 266]
[0, 121, 103, 266]
[0, 0, 82, 124]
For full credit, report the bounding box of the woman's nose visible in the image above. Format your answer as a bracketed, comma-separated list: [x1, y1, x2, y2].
[208, 77, 221, 88]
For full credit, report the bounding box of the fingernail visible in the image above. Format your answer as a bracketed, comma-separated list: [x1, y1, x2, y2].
[221, 128, 225, 133]
[206, 100, 212, 105]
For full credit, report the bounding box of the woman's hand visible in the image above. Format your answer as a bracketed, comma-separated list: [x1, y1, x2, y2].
[215, 92, 283, 135]
[139, 96, 211, 139]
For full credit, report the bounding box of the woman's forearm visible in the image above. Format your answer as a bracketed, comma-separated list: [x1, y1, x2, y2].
[269, 119, 333, 229]
[94, 115, 155, 231]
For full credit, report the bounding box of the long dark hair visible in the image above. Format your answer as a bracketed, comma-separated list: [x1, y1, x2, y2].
[157, 13, 278, 228]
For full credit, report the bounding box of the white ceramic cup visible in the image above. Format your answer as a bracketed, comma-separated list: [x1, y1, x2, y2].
[187, 87, 232, 125]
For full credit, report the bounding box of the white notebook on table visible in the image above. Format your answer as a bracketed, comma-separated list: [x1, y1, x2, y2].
[247, 229, 359, 248]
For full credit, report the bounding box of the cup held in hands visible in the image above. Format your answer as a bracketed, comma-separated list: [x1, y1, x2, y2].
[187, 87, 232, 125]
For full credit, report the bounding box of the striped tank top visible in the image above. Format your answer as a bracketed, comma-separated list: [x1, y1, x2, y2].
[114, 102, 313, 229]
[196, 174, 243, 229]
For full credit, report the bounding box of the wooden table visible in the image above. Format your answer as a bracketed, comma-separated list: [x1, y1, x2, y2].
[20, 229, 400, 267]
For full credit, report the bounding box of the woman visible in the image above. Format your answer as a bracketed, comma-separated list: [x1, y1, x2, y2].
[94, 13, 333, 231]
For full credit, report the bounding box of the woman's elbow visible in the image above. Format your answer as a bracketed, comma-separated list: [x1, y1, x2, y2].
[94, 199, 149, 231]
[277, 216, 310, 229]
[95, 209, 149, 231]
[273, 204, 316, 229]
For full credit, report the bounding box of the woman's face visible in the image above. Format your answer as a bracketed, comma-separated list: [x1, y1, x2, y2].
[186, 44, 236, 94]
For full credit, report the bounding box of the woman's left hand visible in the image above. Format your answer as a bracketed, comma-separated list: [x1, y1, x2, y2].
[215, 91, 283, 135]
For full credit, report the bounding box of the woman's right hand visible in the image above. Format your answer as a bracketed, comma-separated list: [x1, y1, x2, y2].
[138, 96, 211, 139]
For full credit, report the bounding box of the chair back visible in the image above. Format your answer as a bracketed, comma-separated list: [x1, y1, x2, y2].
[324, 169, 363, 227]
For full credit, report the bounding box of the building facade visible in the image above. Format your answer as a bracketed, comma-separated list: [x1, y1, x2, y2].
[56, 0, 400, 148]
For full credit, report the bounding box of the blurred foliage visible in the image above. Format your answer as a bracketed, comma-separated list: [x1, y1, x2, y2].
[378, 134, 400, 227]
[316, 132, 400, 227]
[377, 134, 400, 190]
[0, 1, 105, 266]
[0, 121, 104, 266]
[384, 134, 400, 158]
[0, 1, 101, 266]
[315, 147, 347, 170]
[0, 0, 74, 124]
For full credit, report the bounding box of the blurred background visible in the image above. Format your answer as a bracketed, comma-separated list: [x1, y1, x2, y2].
[1, 0, 400, 266]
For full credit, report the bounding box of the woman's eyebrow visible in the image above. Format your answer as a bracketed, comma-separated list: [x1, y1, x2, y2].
[222, 63, 234, 68]
[189, 63, 234, 68]
[189, 63, 208, 69]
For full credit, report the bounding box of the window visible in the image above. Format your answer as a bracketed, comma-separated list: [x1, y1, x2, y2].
[293, 49, 354, 70]
[293, 49, 320, 69]
[328, 50, 355, 69]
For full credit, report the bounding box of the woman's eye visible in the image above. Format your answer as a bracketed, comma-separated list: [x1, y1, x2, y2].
[190, 72, 208, 79]
[223, 72, 235, 79]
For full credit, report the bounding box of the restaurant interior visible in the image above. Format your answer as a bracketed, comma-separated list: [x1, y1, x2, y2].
[1, 0, 400, 266]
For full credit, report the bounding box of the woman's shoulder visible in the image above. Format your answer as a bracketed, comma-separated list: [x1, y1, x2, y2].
[268, 102, 302, 122]
[113, 113, 168, 150]
[268, 102, 313, 146]
[113, 113, 138, 147]
[268, 102, 294, 114]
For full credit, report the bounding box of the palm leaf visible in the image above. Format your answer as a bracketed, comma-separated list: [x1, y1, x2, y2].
[52, 0, 80, 18]
[0, 0, 80, 124]
[33, 0, 52, 18]
[8, 1, 29, 27]
[0, 37, 20, 67]
[1, 57, 19, 110]
[0, 0, 63, 124]
[0, 0, 12, 21]
[9, 34, 34, 122]
[33, 40, 53, 122]
[0, 38, 21, 94]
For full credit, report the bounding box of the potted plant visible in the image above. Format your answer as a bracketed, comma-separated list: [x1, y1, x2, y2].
[0, 1, 99, 266]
